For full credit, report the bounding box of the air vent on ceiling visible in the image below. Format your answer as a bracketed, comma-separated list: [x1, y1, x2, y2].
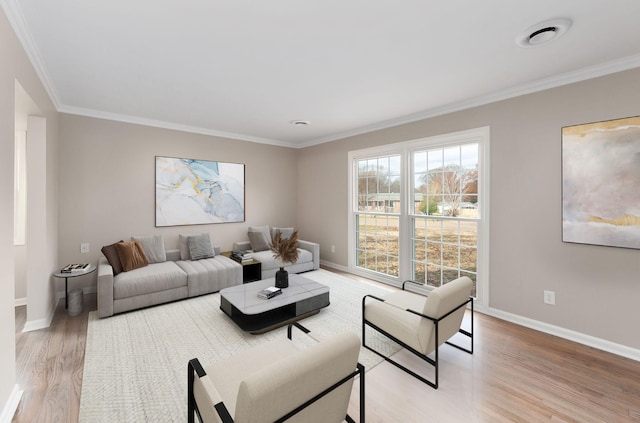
[516, 18, 572, 48]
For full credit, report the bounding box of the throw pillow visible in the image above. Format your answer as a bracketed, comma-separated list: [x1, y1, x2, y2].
[248, 225, 271, 251]
[101, 240, 124, 276]
[132, 234, 167, 264]
[115, 240, 149, 272]
[187, 233, 215, 260]
[270, 227, 294, 240]
[179, 233, 213, 260]
[178, 234, 191, 261]
[248, 229, 270, 252]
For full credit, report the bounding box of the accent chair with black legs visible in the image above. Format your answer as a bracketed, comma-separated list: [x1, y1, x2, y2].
[362, 276, 474, 389]
[188, 323, 365, 423]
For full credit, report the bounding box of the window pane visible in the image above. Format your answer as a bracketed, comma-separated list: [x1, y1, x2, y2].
[428, 149, 442, 170]
[411, 142, 479, 289]
[356, 211, 399, 277]
[426, 218, 441, 242]
[426, 264, 441, 287]
[442, 244, 459, 268]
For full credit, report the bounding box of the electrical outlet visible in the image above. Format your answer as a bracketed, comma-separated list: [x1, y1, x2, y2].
[544, 290, 555, 305]
[331, 245, 336, 253]
[80, 243, 90, 254]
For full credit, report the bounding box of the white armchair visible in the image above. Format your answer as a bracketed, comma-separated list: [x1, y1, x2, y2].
[188, 323, 364, 422]
[362, 276, 474, 389]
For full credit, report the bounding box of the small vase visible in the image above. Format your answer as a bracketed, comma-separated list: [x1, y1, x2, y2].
[275, 267, 289, 288]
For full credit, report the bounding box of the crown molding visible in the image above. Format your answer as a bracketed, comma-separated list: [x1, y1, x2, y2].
[58, 105, 295, 147]
[5, 0, 640, 149]
[1, 0, 61, 109]
[299, 53, 640, 148]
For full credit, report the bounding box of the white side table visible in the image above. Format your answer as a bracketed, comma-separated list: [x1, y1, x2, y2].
[53, 264, 96, 309]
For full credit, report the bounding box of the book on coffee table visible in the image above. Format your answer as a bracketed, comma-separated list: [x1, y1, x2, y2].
[257, 287, 282, 299]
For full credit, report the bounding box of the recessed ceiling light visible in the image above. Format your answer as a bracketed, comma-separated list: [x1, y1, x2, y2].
[291, 120, 310, 126]
[516, 18, 572, 48]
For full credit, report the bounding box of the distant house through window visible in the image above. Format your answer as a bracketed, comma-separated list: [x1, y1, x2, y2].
[348, 127, 489, 304]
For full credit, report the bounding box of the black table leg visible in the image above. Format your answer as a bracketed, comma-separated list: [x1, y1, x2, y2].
[65, 277, 68, 309]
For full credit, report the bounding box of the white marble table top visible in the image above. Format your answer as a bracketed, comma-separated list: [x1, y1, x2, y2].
[220, 274, 329, 315]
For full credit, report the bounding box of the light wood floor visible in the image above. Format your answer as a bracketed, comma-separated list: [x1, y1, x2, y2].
[13, 269, 640, 422]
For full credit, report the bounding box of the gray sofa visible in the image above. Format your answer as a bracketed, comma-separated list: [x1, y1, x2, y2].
[232, 225, 319, 279]
[97, 246, 242, 318]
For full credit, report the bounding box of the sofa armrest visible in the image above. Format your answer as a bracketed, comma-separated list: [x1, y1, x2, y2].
[97, 257, 115, 318]
[298, 239, 320, 270]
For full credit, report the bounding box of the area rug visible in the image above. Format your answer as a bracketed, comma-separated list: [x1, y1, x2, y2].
[79, 269, 397, 422]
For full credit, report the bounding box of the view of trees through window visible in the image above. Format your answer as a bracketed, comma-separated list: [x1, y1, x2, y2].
[413, 144, 478, 295]
[356, 155, 400, 276]
[352, 134, 483, 299]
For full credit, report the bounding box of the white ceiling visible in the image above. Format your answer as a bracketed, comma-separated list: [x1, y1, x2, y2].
[4, 0, 640, 148]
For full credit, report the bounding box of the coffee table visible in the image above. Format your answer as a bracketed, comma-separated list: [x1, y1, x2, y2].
[219, 274, 329, 334]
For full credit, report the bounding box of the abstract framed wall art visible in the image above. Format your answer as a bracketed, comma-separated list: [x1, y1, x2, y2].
[562, 116, 640, 249]
[155, 156, 245, 227]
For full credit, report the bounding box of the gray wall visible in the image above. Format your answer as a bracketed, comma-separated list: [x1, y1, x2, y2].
[57, 113, 300, 295]
[298, 67, 640, 351]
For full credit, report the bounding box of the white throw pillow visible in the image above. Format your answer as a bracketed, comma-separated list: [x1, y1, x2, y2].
[248, 225, 271, 251]
[131, 234, 166, 264]
[270, 227, 294, 240]
[187, 233, 215, 260]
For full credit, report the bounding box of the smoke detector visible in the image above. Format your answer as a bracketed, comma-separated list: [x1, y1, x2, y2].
[516, 18, 572, 48]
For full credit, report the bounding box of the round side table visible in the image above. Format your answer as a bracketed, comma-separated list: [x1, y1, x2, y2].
[53, 264, 96, 309]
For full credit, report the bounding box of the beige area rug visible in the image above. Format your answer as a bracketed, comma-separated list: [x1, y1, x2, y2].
[79, 269, 398, 422]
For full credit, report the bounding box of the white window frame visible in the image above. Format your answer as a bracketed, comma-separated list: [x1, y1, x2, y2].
[348, 127, 490, 306]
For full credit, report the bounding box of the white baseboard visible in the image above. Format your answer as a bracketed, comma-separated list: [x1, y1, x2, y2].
[0, 385, 23, 423]
[21, 286, 96, 332]
[484, 307, 640, 362]
[22, 312, 54, 332]
[324, 265, 640, 362]
[14, 297, 26, 307]
[319, 259, 348, 272]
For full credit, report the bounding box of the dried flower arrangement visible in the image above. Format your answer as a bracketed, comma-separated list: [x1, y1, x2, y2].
[271, 229, 299, 265]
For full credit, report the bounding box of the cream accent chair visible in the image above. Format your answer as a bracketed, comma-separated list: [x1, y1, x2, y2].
[188, 324, 364, 423]
[362, 276, 474, 389]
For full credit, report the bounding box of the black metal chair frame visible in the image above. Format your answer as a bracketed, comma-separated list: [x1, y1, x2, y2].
[362, 280, 473, 389]
[188, 322, 365, 423]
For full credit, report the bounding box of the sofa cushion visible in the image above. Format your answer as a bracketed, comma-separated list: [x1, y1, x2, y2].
[113, 261, 188, 299]
[101, 240, 124, 276]
[252, 248, 312, 272]
[188, 233, 215, 260]
[132, 234, 167, 263]
[176, 255, 242, 297]
[115, 240, 149, 272]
